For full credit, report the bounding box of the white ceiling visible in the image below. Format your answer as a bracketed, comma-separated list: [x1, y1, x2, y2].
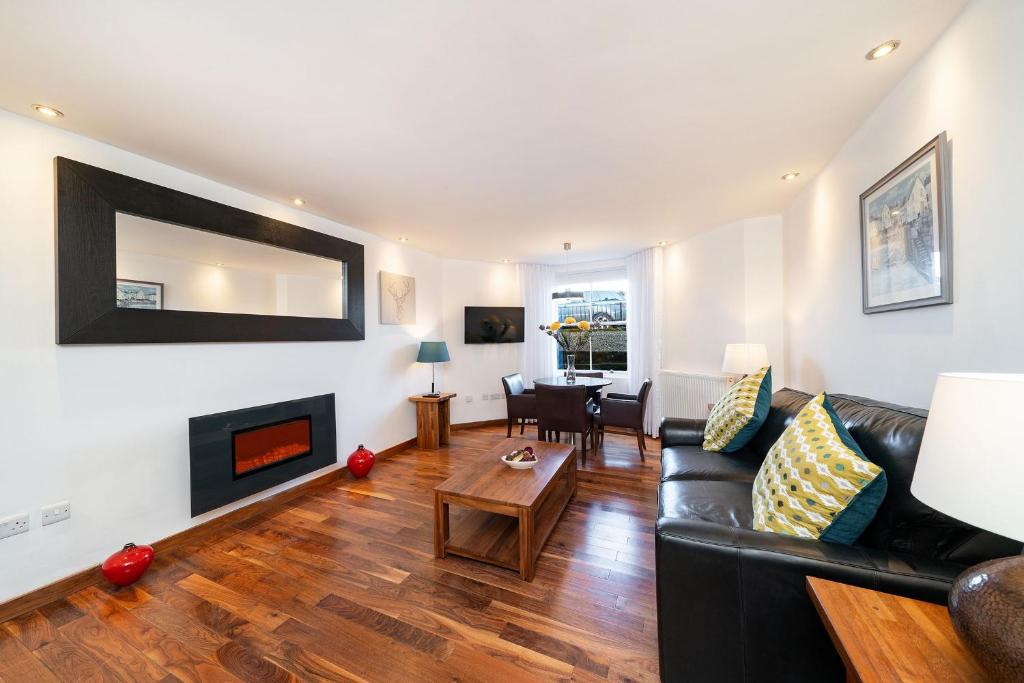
[0, 1, 966, 264]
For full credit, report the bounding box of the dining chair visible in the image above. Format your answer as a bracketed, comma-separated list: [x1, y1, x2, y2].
[597, 378, 653, 461]
[501, 373, 536, 437]
[535, 383, 597, 465]
[572, 371, 605, 406]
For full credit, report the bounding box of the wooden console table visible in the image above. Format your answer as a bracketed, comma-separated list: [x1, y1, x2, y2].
[408, 392, 456, 449]
[807, 576, 990, 682]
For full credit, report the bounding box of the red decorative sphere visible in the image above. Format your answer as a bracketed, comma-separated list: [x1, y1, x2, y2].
[101, 542, 154, 586]
[347, 443, 376, 478]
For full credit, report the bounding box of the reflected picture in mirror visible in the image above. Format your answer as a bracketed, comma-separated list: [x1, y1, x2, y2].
[115, 214, 346, 319]
[116, 279, 163, 310]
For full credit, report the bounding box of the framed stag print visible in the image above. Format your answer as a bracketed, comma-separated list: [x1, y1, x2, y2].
[859, 133, 952, 314]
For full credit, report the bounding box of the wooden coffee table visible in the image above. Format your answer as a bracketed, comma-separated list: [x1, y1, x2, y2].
[433, 438, 577, 581]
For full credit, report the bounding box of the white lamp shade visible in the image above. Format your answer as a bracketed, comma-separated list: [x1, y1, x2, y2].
[912, 373, 1024, 542]
[722, 343, 769, 375]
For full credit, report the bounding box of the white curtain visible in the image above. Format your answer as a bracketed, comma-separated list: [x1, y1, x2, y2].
[626, 247, 663, 435]
[518, 263, 556, 384]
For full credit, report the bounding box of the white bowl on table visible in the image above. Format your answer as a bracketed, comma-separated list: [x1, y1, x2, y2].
[500, 453, 539, 469]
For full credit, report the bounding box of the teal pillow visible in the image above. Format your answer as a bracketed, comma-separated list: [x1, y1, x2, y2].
[703, 366, 772, 452]
[752, 393, 887, 544]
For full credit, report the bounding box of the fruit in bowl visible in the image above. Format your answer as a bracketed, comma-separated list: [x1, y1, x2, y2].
[501, 446, 539, 469]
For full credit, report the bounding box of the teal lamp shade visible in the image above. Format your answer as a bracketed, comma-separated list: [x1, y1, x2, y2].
[417, 341, 449, 396]
[416, 341, 450, 364]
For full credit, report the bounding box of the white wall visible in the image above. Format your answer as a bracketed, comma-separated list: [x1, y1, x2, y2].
[782, 0, 1024, 407]
[439, 259, 523, 424]
[662, 217, 785, 382]
[0, 110, 443, 603]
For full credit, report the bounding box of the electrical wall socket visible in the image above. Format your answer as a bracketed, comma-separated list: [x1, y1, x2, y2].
[0, 512, 30, 540]
[41, 500, 71, 526]
[481, 393, 490, 400]
[465, 395, 473, 403]
[489, 393, 501, 401]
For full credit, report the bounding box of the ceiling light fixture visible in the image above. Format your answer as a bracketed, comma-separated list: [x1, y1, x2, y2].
[32, 104, 64, 118]
[865, 40, 900, 61]
[657, 240, 668, 246]
[292, 197, 305, 206]
[399, 237, 409, 243]
[502, 258, 511, 263]
[780, 172, 800, 181]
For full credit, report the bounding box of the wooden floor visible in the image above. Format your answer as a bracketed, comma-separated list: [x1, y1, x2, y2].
[0, 425, 661, 682]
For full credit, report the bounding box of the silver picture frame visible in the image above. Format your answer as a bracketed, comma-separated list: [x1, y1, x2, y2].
[859, 132, 952, 314]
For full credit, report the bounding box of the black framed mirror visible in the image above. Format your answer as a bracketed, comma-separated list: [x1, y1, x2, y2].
[54, 157, 365, 344]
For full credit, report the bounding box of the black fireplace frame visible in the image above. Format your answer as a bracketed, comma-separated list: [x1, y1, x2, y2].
[189, 394, 336, 516]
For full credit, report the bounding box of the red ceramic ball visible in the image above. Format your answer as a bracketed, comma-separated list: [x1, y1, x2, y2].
[102, 542, 154, 586]
[347, 443, 376, 478]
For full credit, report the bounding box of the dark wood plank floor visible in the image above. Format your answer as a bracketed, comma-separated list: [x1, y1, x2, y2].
[0, 425, 661, 682]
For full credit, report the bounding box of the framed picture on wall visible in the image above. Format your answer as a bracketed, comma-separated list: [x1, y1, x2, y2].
[859, 132, 952, 314]
[379, 271, 416, 324]
[116, 279, 163, 310]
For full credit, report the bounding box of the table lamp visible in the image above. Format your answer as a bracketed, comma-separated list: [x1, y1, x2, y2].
[721, 343, 768, 376]
[416, 341, 450, 398]
[912, 373, 1024, 681]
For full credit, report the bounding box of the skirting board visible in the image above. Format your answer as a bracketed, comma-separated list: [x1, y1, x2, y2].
[0, 435, 417, 623]
[451, 418, 507, 431]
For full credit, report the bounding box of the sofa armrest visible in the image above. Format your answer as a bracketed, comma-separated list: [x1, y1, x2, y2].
[606, 392, 636, 400]
[659, 417, 706, 447]
[655, 517, 960, 682]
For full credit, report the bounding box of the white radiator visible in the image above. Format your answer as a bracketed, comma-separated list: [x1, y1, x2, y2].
[659, 370, 731, 419]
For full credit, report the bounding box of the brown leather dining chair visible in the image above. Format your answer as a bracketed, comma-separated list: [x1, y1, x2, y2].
[535, 383, 597, 465]
[573, 371, 604, 406]
[597, 378, 653, 461]
[501, 373, 536, 437]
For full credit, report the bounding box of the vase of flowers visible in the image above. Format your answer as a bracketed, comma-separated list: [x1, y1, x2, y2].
[539, 317, 600, 384]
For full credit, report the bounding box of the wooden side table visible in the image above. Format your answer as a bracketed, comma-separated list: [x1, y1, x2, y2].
[409, 392, 456, 449]
[807, 576, 990, 682]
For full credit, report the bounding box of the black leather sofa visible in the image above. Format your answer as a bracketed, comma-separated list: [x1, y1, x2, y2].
[656, 388, 1021, 683]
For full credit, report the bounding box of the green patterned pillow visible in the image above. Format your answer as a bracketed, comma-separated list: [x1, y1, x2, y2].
[703, 366, 772, 452]
[752, 393, 887, 545]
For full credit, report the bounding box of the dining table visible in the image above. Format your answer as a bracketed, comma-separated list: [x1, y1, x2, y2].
[532, 375, 612, 400]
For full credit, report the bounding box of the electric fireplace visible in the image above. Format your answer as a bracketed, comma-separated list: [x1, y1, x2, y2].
[233, 417, 312, 478]
[189, 394, 336, 516]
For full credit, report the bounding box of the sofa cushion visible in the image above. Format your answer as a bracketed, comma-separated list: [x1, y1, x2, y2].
[752, 393, 887, 545]
[660, 445, 761, 483]
[702, 366, 772, 452]
[659, 479, 754, 529]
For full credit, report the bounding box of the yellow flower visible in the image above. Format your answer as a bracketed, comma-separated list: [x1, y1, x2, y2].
[577, 320, 591, 330]
[563, 316, 577, 325]
[550, 321, 562, 331]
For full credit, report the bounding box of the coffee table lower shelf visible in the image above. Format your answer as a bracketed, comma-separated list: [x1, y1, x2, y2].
[434, 459, 576, 581]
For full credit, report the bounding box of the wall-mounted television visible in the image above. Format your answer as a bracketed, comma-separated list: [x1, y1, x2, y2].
[464, 306, 525, 344]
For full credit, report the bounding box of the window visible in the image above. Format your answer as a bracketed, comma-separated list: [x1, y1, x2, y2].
[551, 277, 627, 371]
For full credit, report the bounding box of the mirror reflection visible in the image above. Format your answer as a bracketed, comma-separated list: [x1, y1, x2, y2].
[115, 214, 346, 318]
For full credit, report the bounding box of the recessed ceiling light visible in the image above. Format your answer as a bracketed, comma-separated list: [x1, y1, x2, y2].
[656, 240, 668, 247]
[780, 172, 800, 181]
[399, 237, 409, 243]
[292, 197, 305, 206]
[32, 104, 64, 118]
[865, 40, 900, 61]
[502, 258, 511, 263]
[216, 262, 224, 266]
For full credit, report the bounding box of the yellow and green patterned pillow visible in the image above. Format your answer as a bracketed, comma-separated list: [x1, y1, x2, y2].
[752, 393, 887, 545]
[703, 366, 772, 452]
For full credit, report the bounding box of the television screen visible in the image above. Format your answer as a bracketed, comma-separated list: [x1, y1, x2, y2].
[464, 306, 525, 344]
